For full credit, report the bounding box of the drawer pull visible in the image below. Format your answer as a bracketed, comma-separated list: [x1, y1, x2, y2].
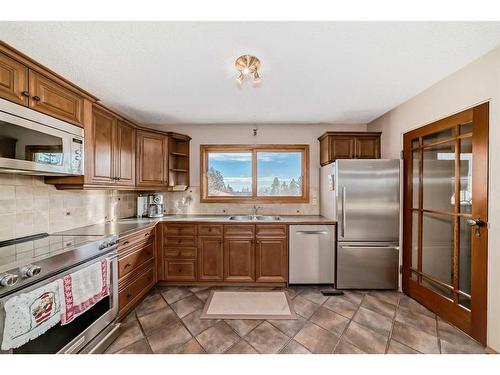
[33, 95, 41, 101]
[144, 232, 150, 237]
[21, 91, 30, 97]
[124, 263, 131, 269]
[177, 240, 182, 244]
[208, 228, 212, 232]
[123, 240, 130, 245]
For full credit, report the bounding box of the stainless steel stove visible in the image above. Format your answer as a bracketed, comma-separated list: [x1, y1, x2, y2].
[0, 232, 120, 354]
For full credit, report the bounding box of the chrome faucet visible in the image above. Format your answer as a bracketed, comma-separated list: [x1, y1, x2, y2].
[252, 205, 261, 218]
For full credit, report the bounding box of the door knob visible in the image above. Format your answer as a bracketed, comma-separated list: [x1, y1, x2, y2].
[467, 217, 485, 237]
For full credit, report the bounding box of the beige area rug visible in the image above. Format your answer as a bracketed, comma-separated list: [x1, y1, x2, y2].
[200, 290, 297, 320]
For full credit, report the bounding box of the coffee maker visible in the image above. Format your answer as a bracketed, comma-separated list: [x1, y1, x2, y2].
[147, 193, 164, 218]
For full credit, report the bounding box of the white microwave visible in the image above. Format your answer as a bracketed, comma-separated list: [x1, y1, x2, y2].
[0, 98, 84, 176]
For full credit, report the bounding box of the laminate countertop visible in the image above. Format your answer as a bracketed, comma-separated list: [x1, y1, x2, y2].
[53, 215, 336, 238]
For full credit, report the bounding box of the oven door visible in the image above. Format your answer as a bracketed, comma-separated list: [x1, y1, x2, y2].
[0, 252, 118, 354]
[0, 98, 84, 176]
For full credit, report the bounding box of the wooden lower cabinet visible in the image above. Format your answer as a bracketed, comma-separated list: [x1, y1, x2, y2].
[198, 236, 223, 281]
[164, 259, 197, 281]
[255, 238, 287, 283]
[160, 222, 288, 285]
[118, 261, 155, 318]
[117, 228, 157, 319]
[223, 238, 255, 282]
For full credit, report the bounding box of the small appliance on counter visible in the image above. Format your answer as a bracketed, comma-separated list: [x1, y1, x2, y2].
[147, 193, 164, 218]
[136, 195, 148, 218]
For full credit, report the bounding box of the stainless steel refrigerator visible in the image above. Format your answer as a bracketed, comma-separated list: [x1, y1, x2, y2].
[320, 159, 400, 289]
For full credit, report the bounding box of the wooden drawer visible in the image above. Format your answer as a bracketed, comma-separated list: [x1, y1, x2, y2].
[256, 224, 287, 238]
[224, 224, 255, 238]
[118, 262, 155, 317]
[165, 247, 197, 259]
[164, 259, 197, 281]
[118, 240, 155, 279]
[118, 226, 155, 253]
[164, 236, 197, 247]
[164, 223, 197, 237]
[198, 224, 223, 236]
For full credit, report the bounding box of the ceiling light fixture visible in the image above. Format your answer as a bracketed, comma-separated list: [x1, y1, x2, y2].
[235, 54, 261, 85]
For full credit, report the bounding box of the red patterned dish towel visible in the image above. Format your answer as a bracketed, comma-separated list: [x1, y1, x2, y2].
[59, 259, 110, 325]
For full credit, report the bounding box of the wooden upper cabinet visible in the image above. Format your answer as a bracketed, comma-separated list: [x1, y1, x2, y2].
[0, 52, 28, 106]
[355, 135, 381, 159]
[136, 130, 168, 187]
[319, 132, 381, 165]
[115, 120, 136, 186]
[28, 70, 84, 127]
[90, 107, 115, 183]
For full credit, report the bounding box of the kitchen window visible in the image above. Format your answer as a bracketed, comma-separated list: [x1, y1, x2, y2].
[200, 145, 309, 203]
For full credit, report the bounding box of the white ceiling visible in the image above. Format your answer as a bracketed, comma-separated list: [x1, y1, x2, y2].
[2, 22, 500, 125]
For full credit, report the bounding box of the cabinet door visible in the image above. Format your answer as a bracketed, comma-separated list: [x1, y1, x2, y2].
[0, 52, 28, 106]
[329, 136, 354, 160]
[115, 120, 136, 186]
[255, 238, 288, 283]
[223, 238, 255, 282]
[90, 107, 115, 183]
[355, 136, 380, 159]
[28, 70, 84, 127]
[198, 237, 223, 281]
[136, 131, 167, 187]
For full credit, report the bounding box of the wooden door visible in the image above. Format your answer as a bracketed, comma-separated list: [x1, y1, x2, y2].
[223, 238, 255, 282]
[28, 70, 84, 126]
[0, 52, 29, 106]
[255, 238, 287, 283]
[136, 130, 167, 187]
[329, 136, 354, 160]
[355, 136, 380, 159]
[402, 103, 489, 344]
[198, 236, 223, 281]
[90, 107, 115, 183]
[114, 120, 136, 186]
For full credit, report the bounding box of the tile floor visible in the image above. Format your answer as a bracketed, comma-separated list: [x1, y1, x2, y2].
[104, 286, 486, 354]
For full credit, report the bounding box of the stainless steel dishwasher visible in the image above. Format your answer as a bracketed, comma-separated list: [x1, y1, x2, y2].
[289, 224, 336, 284]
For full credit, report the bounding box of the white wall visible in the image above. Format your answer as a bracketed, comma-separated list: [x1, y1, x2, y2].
[145, 123, 366, 215]
[368, 46, 500, 351]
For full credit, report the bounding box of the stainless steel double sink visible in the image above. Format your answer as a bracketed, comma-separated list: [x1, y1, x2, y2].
[228, 215, 281, 221]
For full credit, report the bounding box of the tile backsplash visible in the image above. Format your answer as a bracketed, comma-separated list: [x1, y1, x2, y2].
[161, 186, 319, 216]
[0, 173, 137, 241]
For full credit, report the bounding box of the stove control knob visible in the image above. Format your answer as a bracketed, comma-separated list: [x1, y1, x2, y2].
[20, 264, 42, 278]
[0, 273, 19, 287]
[99, 241, 109, 250]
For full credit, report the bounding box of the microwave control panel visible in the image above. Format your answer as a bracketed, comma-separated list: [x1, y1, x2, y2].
[70, 137, 84, 174]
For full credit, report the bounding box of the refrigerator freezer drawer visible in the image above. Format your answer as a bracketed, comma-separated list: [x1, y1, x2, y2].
[289, 225, 335, 284]
[336, 242, 399, 289]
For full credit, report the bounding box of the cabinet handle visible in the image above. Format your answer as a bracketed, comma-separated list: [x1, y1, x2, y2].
[21, 91, 30, 97]
[33, 95, 41, 101]
[144, 232, 150, 237]
[123, 241, 130, 245]
[124, 263, 131, 269]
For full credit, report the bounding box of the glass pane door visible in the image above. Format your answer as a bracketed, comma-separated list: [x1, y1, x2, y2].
[403, 103, 488, 344]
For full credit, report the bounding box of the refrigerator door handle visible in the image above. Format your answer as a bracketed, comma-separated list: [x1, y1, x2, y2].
[341, 245, 400, 250]
[342, 186, 346, 237]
